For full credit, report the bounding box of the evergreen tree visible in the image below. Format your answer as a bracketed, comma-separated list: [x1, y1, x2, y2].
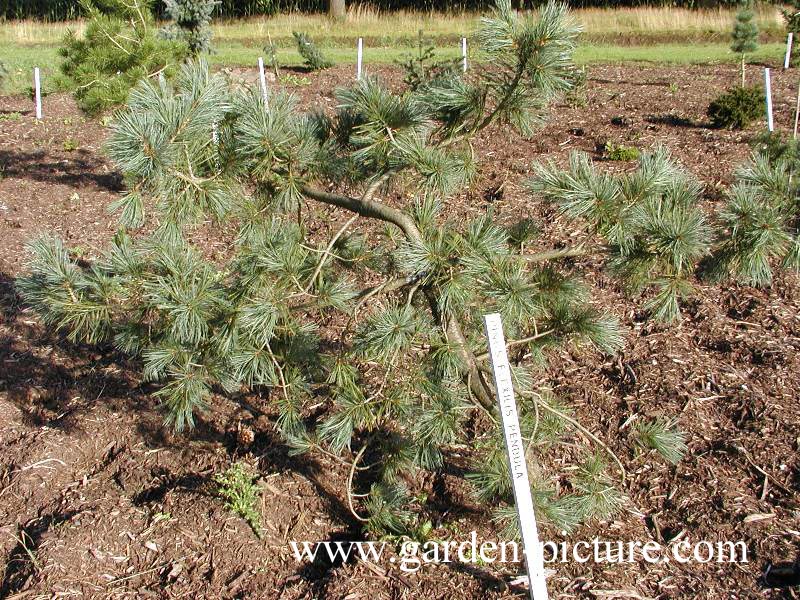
[293, 31, 333, 71]
[397, 30, 459, 91]
[21, 2, 664, 536]
[59, 0, 187, 114]
[731, 3, 758, 87]
[161, 0, 220, 56]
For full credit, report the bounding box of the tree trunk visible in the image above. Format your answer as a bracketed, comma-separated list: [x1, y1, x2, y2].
[329, 0, 345, 19]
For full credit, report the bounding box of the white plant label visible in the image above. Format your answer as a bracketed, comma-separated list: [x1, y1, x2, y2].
[357, 38, 363, 80]
[483, 313, 548, 600]
[794, 80, 800, 139]
[786, 33, 794, 69]
[258, 57, 269, 109]
[765, 68, 774, 132]
[34, 67, 42, 120]
[462, 37, 468, 72]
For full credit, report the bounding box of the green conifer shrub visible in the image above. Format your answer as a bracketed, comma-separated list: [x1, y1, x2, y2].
[707, 85, 763, 130]
[59, 0, 188, 114]
[21, 2, 678, 536]
[293, 31, 333, 71]
[731, 4, 758, 86]
[161, 0, 220, 56]
[397, 30, 459, 91]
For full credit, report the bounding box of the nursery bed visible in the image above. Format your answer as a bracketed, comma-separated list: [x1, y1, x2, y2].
[1, 63, 799, 599]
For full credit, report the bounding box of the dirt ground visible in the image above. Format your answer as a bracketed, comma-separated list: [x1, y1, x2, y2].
[1, 62, 800, 599]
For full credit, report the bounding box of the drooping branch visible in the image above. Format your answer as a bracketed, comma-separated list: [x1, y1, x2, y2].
[300, 184, 423, 243]
[523, 245, 592, 263]
[445, 315, 495, 412]
[301, 182, 495, 414]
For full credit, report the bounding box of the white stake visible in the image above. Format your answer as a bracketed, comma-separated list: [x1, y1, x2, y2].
[34, 67, 42, 120]
[258, 57, 269, 109]
[793, 79, 800, 139]
[211, 122, 220, 167]
[357, 37, 363, 80]
[462, 37, 468, 73]
[483, 313, 549, 600]
[765, 68, 774, 132]
[786, 33, 794, 69]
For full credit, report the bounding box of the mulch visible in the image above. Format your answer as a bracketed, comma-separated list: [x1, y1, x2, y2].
[1, 62, 799, 599]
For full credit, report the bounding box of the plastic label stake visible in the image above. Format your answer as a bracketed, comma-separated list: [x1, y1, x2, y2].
[786, 33, 794, 70]
[765, 68, 774, 132]
[462, 37, 468, 72]
[357, 38, 363, 80]
[34, 67, 42, 120]
[483, 313, 548, 600]
[258, 57, 269, 109]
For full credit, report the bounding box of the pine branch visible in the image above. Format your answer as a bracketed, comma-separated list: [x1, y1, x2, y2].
[300, 185, 423, 243]
[523, 245, 592, 262]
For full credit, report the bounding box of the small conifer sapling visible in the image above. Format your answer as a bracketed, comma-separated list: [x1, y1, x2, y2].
[731, 3, 759, 86]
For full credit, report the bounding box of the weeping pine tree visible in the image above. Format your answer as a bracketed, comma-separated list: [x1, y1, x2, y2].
[20, 1, 687, 536]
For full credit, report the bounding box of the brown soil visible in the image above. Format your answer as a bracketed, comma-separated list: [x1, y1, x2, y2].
[1, 63, 799, 600]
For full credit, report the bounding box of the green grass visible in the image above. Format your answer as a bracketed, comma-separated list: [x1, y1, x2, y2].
[0, 4, 788, 96]
[575, 42, 784, 64]
[0, 41, 785, 96]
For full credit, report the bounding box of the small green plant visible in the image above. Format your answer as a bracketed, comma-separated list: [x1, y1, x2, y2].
[0, 112, 21, 122]
[604, 141, 640, 161]
[632, 417, 687, 464]
[293, 31, 332, 71]
[214, 462, 263, 538]
[565, 65, 588, 108]
[396, 29, 459, 91]
[264, 34, 280, 77]
[63, 139, 79, 152]
[152, 511, 172, 523]
[279, 73, 311, 87]
[731, 3, 759, 87]
[707, 85, 762, 130]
